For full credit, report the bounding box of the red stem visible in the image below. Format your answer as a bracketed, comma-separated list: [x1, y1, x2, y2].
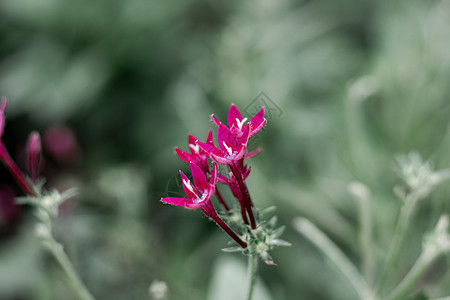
[229, 162, 256, 229]
[201, 201, 247, 248]
[0, 143, 37, 196]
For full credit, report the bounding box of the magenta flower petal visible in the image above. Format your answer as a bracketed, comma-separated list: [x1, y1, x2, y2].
[249, 107, 264, 127]
[227, 104, 243, 129]
[197, 142, 232, 164]
[237, 123, 250, 146]
[217, 173, 229, 184]
[234, 144, 248, 161]
[197, 141, 222, 157]
[188, 134, 197, 147]
[190, 163, 207, 191]
[217, 123, 236, 151]
[208, 163, 218, 190]
[175, 148, 191, 164]
[213, 153, 233, 164]
[245, 147, 262, 159]
[250, 119, 266, 137]
[205, 130, 214, 145]
[188, 134, 202, 155]
[211, 114, 222, 127]
[179, 170, 199, 200]
[161, 196, 191, 207]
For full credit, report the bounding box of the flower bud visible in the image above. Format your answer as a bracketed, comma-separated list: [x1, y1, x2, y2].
[27, 131, 41, 182]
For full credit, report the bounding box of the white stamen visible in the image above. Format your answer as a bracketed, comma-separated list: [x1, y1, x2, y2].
[222, 141, 233, 156]
[189, 143, 200, 153]
[236, 117, 248, 129]
[182, 179, 195, 194]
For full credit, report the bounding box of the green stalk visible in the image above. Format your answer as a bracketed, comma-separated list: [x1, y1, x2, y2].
[246, 253, 258, 300]
[378, 195, 417, 293]
[385, 248, 441, 300]
[294, 217, 376, 300]
[354, 188, 375, 285]
[46, 237, 96, 300]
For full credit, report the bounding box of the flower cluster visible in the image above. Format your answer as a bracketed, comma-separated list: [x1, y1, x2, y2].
[161, 104, 266, 249]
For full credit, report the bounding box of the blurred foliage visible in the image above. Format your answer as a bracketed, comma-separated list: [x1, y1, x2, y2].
[1, 0, 450, 299]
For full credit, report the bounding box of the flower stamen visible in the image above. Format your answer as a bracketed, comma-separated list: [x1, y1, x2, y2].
[183, 179, 196, 194]
[223, 141, 233, 156]
[236, 117, 247, 130]
[189, 143, 200, 153]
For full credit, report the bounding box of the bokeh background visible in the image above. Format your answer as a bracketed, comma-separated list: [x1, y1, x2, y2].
[1, 0, 450, 299]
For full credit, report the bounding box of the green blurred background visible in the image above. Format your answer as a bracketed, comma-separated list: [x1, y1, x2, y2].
[1, 0, 450, 299]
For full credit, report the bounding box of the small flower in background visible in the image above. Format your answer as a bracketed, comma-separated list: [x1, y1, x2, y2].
[0, 98, 93, 300]
[148, 280, 169, 300]
[43, 125, 79, 165]
[26, 131, 42, 183]
[395, 152, 450, 200]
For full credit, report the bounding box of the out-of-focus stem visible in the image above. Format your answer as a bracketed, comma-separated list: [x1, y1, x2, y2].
[378, 195, 417, 293]
[46, 237, 96, 300]
[294, 217, 376, 300]
[385, 248, 441, 300]
[354, 189, 375, 285]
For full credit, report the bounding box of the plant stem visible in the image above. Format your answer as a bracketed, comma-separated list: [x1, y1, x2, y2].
[201, 202, 247, 248]
[378, 195, 417, 293]
[385, 248, 441, 300]
[354, 189, 375, 285]
[0, 143, 37, 196]
[229, 163, 256, 229]
[294, 217, 376, 300]
[46, 237, 95, 300]
[246, 253, 258, 300]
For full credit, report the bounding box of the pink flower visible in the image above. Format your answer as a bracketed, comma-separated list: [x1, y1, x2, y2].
[211, 103, 266, 138]
[161, 162, 247, 248]
[162, 162, 217, 210]
[174, 131, 214, 173]
[175, 131, 230, 211]
[43, 125, 79, 164]
[197, 123, 250, 165]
